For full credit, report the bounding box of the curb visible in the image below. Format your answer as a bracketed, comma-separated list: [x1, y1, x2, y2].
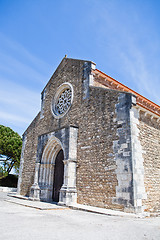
[0, 187, 17, 193]
[5, 193, 152, 218]
[66, 204, 140, 218]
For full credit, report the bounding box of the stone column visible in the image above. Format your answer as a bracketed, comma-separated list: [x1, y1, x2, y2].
[47, 163, 55, 200]
[30, 162, 40, 200]
[59, 159, 77, 205]
[39, 164, 43, 185]
[130, 107, 147, 214]
[59, 127, 78, 205]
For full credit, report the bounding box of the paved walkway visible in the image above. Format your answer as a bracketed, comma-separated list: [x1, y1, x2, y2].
[1, 187, 153, 218]
[6, 197, 69, 210]
[8, 193, 142, 218]
[1, 192, 160, 240]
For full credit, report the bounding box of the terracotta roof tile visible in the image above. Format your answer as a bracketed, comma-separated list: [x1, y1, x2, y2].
[92, 69, 160, 117]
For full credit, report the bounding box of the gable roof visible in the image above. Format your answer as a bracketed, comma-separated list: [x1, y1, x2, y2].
[92, 68, 160, 117]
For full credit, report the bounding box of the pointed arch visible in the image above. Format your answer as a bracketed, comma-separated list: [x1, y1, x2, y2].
[38, 136, 64, 201]
[41, 136, 64, 164]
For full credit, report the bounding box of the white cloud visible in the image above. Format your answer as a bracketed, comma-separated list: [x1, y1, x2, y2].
[0, 111, 31, 124]
[0, 32, 51, 72]
[119, 40, 160, 105]
[0, 52, 47, 84]
[0, 77, 41, 135]
[88, 1, 160, 105]
[0, 33, 51, 134]
[0, 77, 40, 115]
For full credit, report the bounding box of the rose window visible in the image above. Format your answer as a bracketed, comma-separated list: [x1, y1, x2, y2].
[52, 83, 73, 118]
[56, 89, 72, 114]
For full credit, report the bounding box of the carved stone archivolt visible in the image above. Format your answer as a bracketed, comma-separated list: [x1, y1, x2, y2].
[30, 127, 78, 205]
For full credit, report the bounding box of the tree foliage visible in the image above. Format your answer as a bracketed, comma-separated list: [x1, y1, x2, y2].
[0, 125, 22, 179]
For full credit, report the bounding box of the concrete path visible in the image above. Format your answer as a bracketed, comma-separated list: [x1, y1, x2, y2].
[0, 192, 160, 240]
[7, 194, 69, 210]
[8, 192, 138, 217]
[68, 203, 138, 218]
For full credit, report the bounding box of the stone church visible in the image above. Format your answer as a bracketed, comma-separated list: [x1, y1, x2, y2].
[17, 57, 160, 215]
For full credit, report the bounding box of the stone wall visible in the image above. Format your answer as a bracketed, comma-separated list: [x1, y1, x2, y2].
[19, 114, 40, 196]
[19, 58, 86, 196]
[18, 57, 147, 212]
[138, 112, 160, 214]
[76, 89, 137, 211]
[76, 87, 121, 210]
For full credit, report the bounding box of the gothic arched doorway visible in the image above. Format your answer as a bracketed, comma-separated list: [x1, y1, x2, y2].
[52, 149, 64, 202]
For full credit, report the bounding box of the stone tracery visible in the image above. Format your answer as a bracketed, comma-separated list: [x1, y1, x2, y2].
[52, 82, 73, 118]
[56, 88, 72, 114]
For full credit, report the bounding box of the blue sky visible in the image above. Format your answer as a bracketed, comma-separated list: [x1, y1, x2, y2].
[0, 0, 160, 136]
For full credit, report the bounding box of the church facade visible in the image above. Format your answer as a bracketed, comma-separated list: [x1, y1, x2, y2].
[17, 57, 160, 215]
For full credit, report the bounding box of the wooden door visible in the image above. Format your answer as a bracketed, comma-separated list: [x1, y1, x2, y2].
[52, 150, 64, 202]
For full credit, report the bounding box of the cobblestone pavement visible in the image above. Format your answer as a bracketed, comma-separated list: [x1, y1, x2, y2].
[0, 192, 160, 240]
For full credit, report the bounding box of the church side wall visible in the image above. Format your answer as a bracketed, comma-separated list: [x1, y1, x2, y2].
[19, 113, 40, 196]
[138, 112, 160, 214]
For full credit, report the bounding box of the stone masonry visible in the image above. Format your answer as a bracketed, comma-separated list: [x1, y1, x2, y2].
[17, 57, 160, 215]
[139, 112, 160, 214]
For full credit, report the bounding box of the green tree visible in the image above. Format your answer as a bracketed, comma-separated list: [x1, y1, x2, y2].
[0, 125, 22, 179]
